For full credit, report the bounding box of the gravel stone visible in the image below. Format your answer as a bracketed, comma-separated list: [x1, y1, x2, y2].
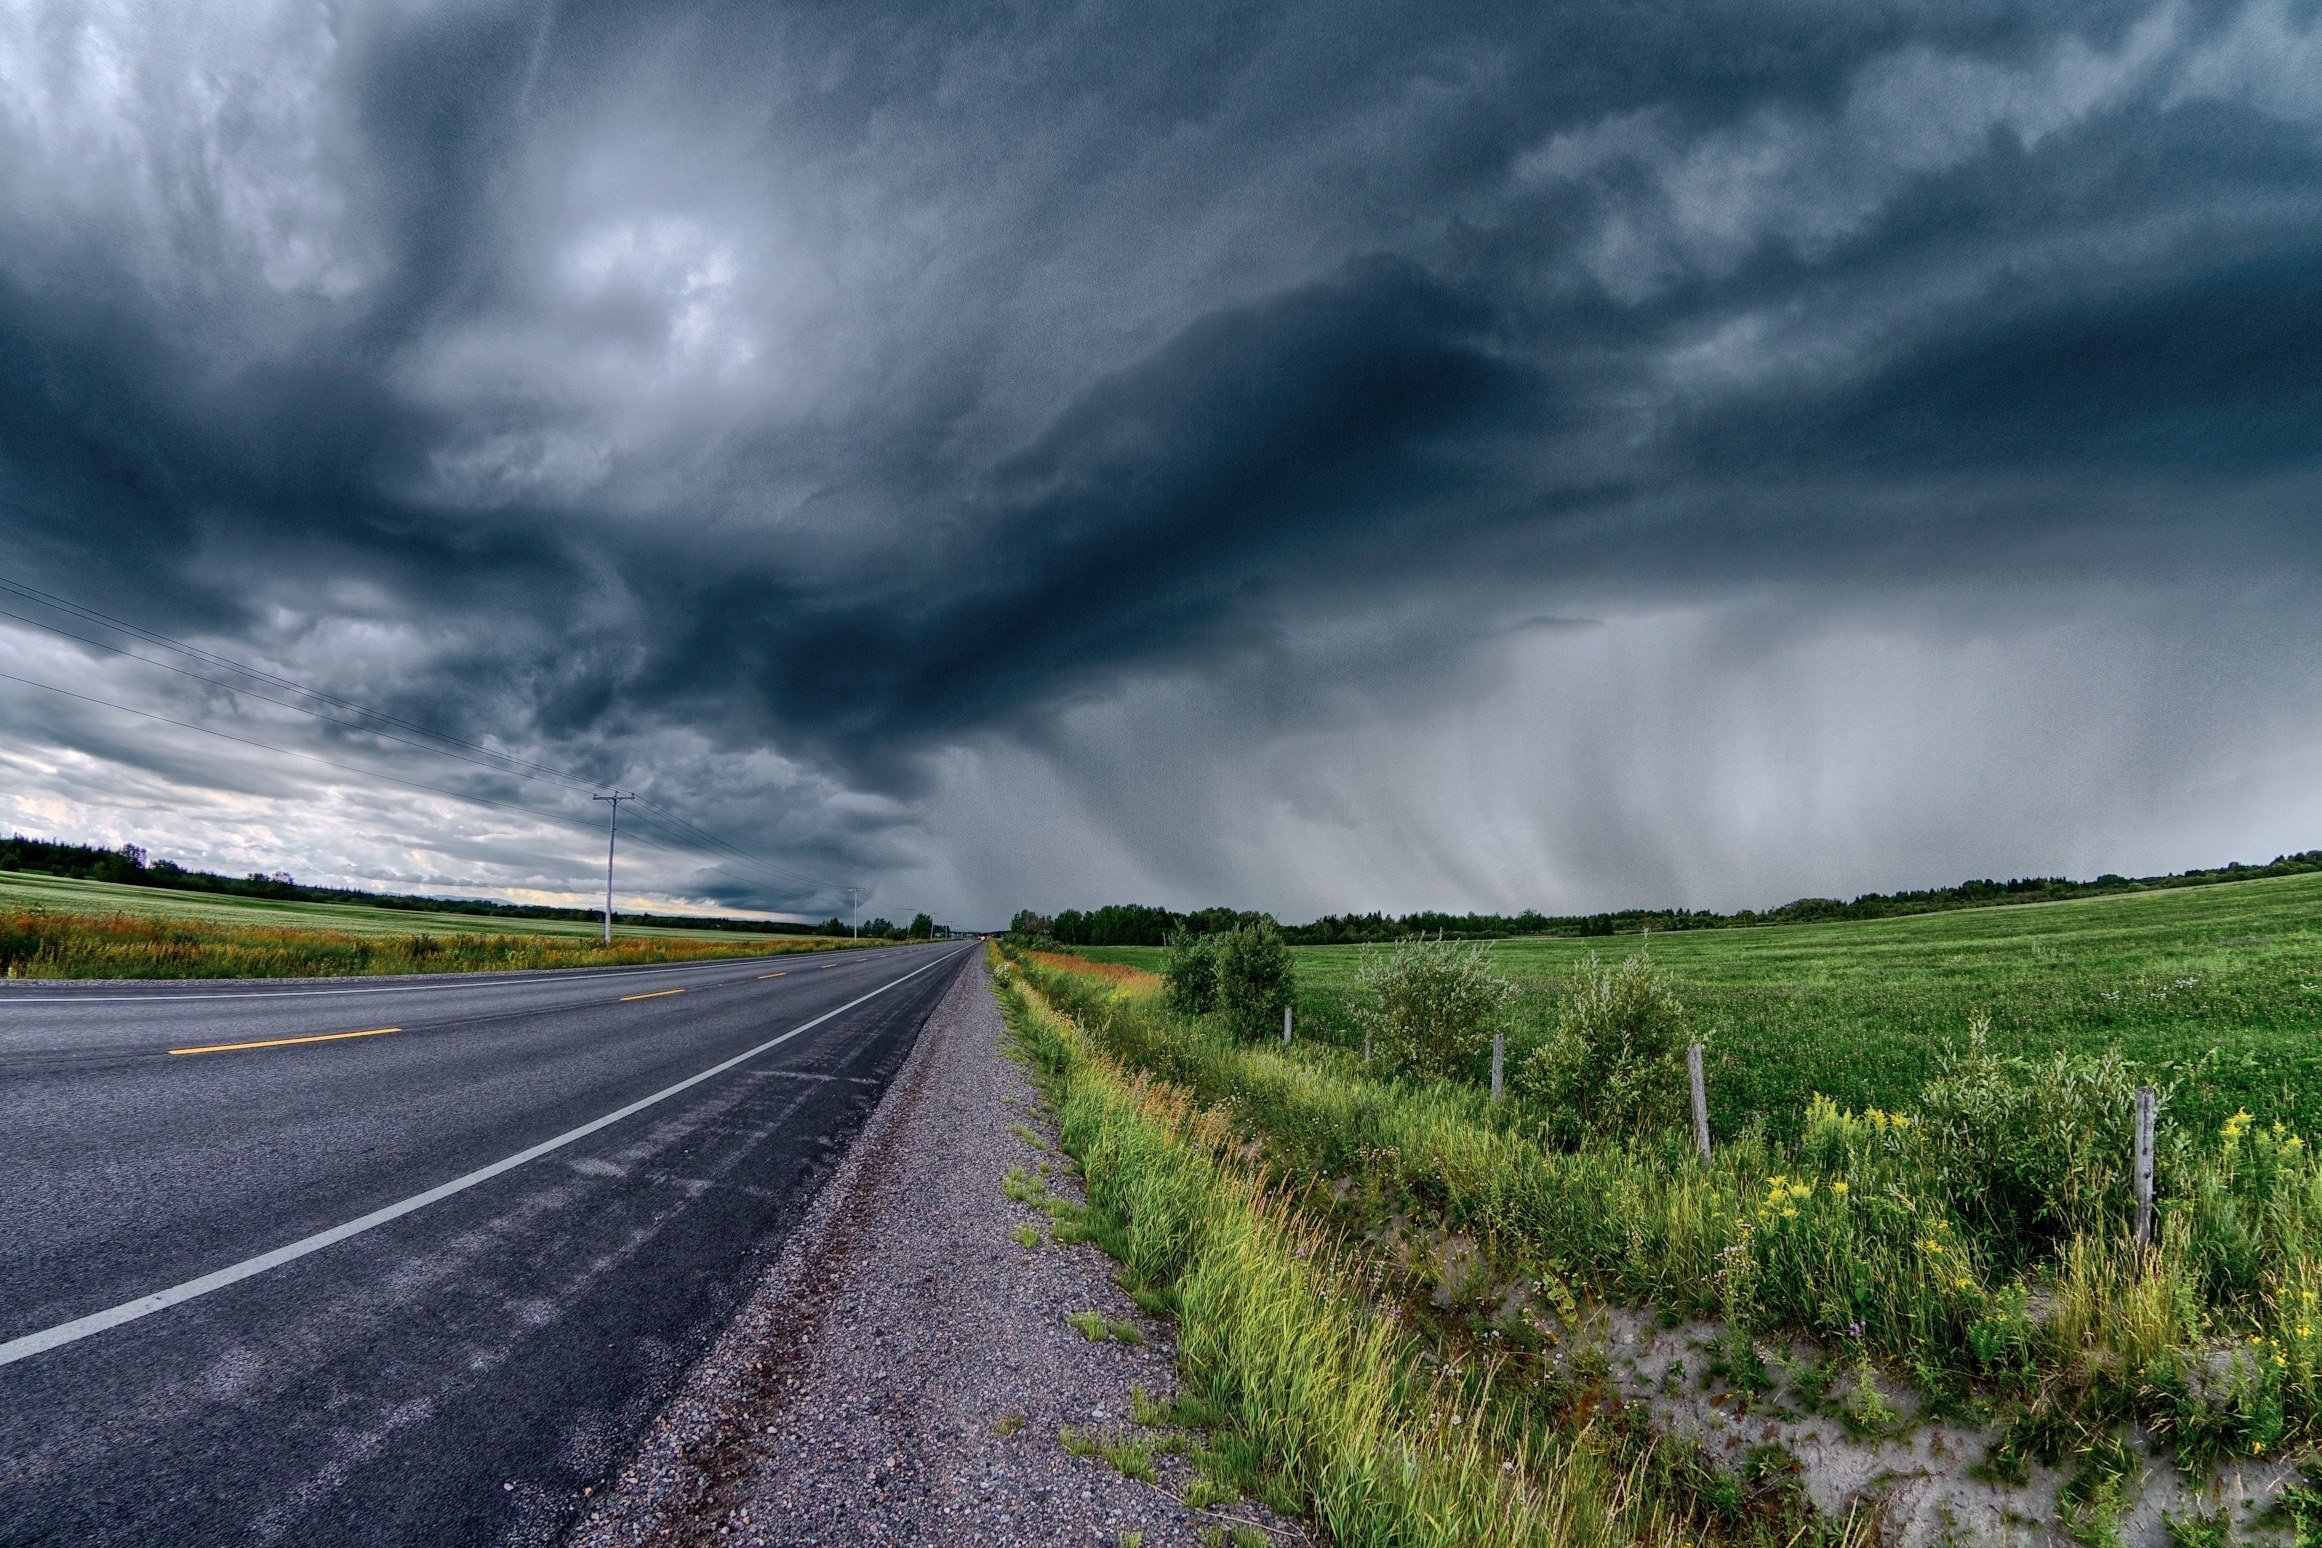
[569, 954, 1303, 1547]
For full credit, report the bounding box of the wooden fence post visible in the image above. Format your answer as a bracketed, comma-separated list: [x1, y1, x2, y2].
[1283, 1003, 1293, 1046]
[1491, 1032, 1505, 1106]
[2134, 1085, 2156, 1247]
[1688, 1043, 1711, 1163]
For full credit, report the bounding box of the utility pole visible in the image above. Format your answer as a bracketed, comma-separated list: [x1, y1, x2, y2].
[592, 792, 634, 944]
[851, 886, 859, 940]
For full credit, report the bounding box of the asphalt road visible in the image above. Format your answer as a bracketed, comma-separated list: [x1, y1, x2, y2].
[0, 941, 977, 1546]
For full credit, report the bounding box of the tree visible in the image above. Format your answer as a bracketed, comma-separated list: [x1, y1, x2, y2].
[1355, 936, 1514, 1079]
[1162, 928, 1218, 1015]
[1516, 952, 1689, 1141]
[908, 912, 934, 939]
[1215, 921, 1294, 1043]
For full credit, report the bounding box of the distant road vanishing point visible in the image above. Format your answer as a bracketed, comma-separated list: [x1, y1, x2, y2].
[0, 942, 975, 1546]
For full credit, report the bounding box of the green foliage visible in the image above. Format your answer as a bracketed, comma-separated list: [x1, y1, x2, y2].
[1016, 851, 2322, 946]
[1005, 935, 2322, 1474]
[1354, 935, 1514, 1079]
[1163, 928, 1220, 1016]
[1516, 951, 1691, 1141]
[1072, 869, 2322, 1143]
[999, 975, 1679, 1548]
[1041, 902, 1195, 946]
[1916, 1017, 2153, 1255]
[1214, 921, 1294, 1044]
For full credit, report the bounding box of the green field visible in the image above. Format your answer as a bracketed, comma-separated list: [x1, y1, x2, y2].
[0, 869, 813, 944]
[1071, 870, 2322, 1138]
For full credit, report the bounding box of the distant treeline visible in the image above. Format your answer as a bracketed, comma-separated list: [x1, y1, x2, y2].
[1011, 850, 2322, 946]
[0, 834, 854, 937]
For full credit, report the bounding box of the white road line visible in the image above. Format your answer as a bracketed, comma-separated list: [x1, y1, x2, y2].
[0, 949, 899, 1005]
[0, 946, 969, 1367]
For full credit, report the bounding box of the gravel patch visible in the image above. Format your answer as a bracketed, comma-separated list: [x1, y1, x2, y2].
[569, 954, 1304, 1547]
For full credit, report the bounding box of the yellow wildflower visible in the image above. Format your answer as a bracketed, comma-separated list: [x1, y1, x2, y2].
[1956, 1277, 1973, 1291]
[1830, 1181, 1849, 1196]
[1782, 1208, 1797, 1219]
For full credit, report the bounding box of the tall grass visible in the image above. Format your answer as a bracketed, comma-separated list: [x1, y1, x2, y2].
[1000, 959, 1840, 1547]
[1006, 945, 2322, 1473]
[0, 905, 838, 979]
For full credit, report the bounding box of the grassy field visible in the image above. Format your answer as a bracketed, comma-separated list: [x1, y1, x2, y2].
[1003, 920, 2322, 1535]
[1071, 870, 2322, 1139]
[0, 871, 870, 979]
[0, 869, 819, 943]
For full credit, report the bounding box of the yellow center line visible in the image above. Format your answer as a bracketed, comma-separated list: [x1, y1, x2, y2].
[758, 971, 787, 979]
[171, 1027, 401, 1057]
[619, 988, 686, 1002]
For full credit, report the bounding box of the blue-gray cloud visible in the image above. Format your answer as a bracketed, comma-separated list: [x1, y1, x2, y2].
[1, 0, 2317, 923]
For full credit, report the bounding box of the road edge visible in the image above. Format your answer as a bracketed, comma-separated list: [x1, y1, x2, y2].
[565, 946, 978, 1545]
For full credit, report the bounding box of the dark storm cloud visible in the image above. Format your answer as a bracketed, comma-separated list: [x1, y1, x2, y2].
[2, 0, 2319, 920]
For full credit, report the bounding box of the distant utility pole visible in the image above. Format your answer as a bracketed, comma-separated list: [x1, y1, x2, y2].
[592, 792, 635, 944]
[851, 886, 859, 939]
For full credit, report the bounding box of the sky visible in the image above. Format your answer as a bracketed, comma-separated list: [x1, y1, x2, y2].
[1, 0, 2318, 929]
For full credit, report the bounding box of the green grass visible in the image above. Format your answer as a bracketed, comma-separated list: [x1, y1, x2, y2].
[0, 871, 877, 978]
[999, 951, 1866, 1547]
[0, 868, 820, 942]
[1073, 872, 2322, 1137]
[1012, 937, 2322, 1486]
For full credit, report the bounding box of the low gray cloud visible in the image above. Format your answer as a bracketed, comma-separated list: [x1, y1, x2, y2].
[2, 0, 2317, 925]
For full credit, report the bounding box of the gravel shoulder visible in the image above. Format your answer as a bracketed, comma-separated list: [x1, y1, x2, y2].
[569, 953, 1301, 1547]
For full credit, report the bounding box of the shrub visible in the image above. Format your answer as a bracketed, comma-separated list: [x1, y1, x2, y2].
[1516, 951, 1689, 1141]
[1354, 935, 1514, 1079]
[1916, 1016, 2152, 1256]
[1215, 921, 1294, 1043]
[1163, 929, 1219, 1016]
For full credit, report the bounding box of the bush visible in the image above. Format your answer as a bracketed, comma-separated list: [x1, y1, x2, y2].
[1162, 929, 1219, 1015]
[1917, 1016, 2153, 1256]
[1516, 951, 1689, 1141]
[1215, 921, 1294, 1043]
[1355, 935, 1514, 1079]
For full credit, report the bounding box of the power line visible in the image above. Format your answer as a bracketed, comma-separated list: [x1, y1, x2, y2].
[0, 574, 851, 896]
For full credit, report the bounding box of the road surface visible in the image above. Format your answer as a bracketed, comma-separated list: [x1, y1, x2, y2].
[0, 941, 976, 1545]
